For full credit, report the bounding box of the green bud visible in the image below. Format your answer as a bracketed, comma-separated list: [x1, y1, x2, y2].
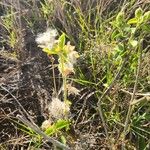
[135, 8, 143, 19]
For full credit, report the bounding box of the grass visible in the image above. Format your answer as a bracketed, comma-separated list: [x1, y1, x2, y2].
[0, 0, 150, 149]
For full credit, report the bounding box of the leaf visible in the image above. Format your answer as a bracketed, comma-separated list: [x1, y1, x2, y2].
[45, 125, 56, 136]
[44, 120, 70, 136]
[111, 30, 119, 40]
[132, 125, 150, 136]
[127, 18, 138, 24]
[135, 8, 143, 19]
[116, 12, 124, 24]
[131, 27, 136, 34]
[55, 119, 70, 131]
[114, 43, 124, 55]
[130, 40, 138, 47]
[111, 30, 124, 40]
[61, 135, 67, 145]
[117, 43, 124, 51]
[72, 78, 96, 86]
[143, 11, 150, 22]
[58, 33, 66, 49]
[142, 24, 150, 33]
[42, 47, 57, 55]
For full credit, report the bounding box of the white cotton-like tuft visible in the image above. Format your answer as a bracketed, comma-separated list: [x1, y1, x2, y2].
[36, 28, 58, 49]
[48, 98, 70, 120]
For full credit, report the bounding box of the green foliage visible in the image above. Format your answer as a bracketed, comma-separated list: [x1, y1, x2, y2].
[1, 10, 17, 49]
[45, 119, 70, 136]
[40, 0, 54, 20]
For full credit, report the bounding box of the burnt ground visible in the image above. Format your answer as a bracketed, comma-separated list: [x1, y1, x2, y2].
[0, 34, 106, 149]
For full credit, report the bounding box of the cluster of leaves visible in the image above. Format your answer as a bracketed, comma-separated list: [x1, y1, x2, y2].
[42, 33, 79, 77]
[111, 8, 150, 85]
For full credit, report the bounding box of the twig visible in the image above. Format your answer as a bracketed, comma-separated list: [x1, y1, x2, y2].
[120, 89, 150, 96]
[130, 96, 150, 105]
[17, 115, 70, 150]
[120, 89, 150, 105]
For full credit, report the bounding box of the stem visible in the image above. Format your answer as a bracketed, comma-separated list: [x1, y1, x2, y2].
[63, 75, 67, 102]
[60, 56, 67, 102]
[51, 56, 57, 96]
[121, 39, 142, 146]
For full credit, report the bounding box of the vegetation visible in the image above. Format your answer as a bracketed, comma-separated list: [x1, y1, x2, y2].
[0, 0, 150, 149]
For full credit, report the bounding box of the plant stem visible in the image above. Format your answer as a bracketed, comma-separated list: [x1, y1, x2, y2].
[63, 75, 67, 102]
[121, 39, 142, 146]
[60, 55, 67, 102]
[51, 56, 57, 96]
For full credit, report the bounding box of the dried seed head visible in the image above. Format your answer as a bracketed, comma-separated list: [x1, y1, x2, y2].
[36, 28, 58, 49]
[66, 84, 80, 96]
[48, 98, 70, 120]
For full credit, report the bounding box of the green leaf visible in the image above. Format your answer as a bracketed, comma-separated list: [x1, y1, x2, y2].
[114, 43, 124, 53]
[143, 11, 150, 22]
[124, 26, 131, 33]
[127, 18, 138, 24]
[111, 30, 119, 40]
[138, 16, 144, 24]
[45, 125, 56, 136]
[135, 8, 143, 19]
[55, 119, 70, 131]
[142, 24, 150, 33]
[131, 27, 136, 34]
[72, 78, 96, 86]
[42, 47, 57, 55]
[58, 33, 66, 49]
[61, 135, 67, 145]
[116, 12, 124, 24]
[117, 43, 124, 51]
[44, 120, 70, 136]
[130, 40, 138, 47]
